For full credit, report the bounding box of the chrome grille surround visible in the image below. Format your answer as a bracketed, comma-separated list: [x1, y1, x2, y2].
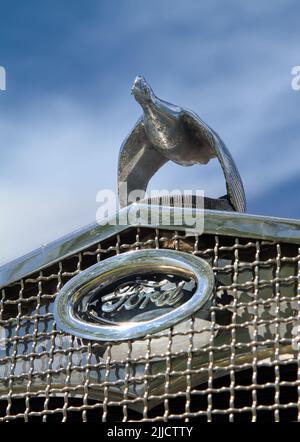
[0, 207, 300, 422]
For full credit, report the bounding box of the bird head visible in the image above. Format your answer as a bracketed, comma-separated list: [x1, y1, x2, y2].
[131, 75, 155, 105]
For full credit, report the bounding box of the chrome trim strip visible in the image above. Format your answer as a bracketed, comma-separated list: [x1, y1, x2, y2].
[1, 205, 300, 289]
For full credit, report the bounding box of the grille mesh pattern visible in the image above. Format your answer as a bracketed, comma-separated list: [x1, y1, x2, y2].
[0, 228, 299, 422]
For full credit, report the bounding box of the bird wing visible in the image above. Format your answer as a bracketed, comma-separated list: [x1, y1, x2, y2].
[182, 111, 246, 212]
[118, 117, 168, 207]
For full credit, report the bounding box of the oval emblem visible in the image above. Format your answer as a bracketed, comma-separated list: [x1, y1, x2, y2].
[54, 249, 214, 341]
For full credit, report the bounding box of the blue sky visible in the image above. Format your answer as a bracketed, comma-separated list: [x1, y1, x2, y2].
[1, 0, 300, 264]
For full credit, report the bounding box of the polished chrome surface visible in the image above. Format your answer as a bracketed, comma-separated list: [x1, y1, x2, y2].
[118, 75, 246, 212]
[54, 250, 214, 341]
[0, 74, 298, 421]
[1, 207, 300, 290]
[1, 227, 300, 421]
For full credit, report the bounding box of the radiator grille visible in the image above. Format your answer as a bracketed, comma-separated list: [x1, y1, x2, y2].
[0, 227, 299, 422]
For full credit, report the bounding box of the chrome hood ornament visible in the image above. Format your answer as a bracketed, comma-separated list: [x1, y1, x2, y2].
[118, 75, 246, 212]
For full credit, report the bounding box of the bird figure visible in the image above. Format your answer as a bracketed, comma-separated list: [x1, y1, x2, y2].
[118, 75, 246, 212]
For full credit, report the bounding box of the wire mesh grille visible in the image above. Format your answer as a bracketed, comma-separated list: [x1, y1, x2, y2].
[0, 227, 299, 422]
